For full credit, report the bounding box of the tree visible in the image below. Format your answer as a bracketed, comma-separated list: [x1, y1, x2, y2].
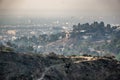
[106, 24, 111, 29]
[47, 52, 58, 59]
[99, 21, 105, 27]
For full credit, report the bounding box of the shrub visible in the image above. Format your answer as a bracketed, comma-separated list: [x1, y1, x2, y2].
[47, 52, 58, 59]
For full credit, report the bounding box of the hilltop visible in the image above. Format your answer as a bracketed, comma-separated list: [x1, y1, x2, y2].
[0, 51, 120, 80]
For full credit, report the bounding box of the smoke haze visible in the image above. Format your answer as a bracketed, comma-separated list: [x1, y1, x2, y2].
[0, 0, 119, 17]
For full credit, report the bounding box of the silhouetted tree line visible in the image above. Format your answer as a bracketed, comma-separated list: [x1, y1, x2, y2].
[71, 21, 117, 40]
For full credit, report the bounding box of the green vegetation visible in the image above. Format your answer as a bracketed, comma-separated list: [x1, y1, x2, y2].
[116, 53, 120, 61]
[0, 51, 119, 80]
[107, 31, 120, 54]
[0, 46, 14, 52]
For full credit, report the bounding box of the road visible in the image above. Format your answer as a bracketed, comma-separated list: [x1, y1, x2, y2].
[37, 57, 97, 80]
[37, 63, 64, 80]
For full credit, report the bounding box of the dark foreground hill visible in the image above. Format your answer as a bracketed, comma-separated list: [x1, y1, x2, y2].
[0, 51, 120, 80]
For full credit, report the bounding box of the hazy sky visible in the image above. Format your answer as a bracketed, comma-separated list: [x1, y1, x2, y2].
[0, 0, 120, 17]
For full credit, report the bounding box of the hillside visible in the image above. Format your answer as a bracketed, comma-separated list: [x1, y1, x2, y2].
[3, 21, 119, 56]
[44, 22, 119, 56]
[0, 51, 120, 80]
